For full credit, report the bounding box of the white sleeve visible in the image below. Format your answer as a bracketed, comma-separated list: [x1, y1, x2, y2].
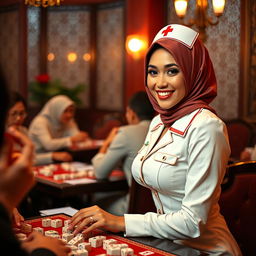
[34, 152, 53, 165]
[92, 128, 128, 179]
[250, 146, 256, 160]
[29, 117, 72, 151]
[124, 117, 230, 240]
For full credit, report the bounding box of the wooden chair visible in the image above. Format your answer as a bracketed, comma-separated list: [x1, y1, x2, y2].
[225, 119, 255, 160]
[93, 113, 124, 140]
[219, 161, 256, 256]
[128, 178, 155, 214]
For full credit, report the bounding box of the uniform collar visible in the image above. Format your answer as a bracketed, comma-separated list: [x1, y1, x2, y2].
[150, 108, 203, 137]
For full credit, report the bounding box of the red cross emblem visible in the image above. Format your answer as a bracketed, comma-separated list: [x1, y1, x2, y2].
[161, 26, 173, 36]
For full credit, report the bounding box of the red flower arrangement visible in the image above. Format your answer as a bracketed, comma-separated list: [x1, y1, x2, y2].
[35, 74, 50, 83]
[29, 73, 85, 106]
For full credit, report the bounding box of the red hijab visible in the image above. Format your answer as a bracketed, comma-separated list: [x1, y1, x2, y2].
[145, 33, 217, 127]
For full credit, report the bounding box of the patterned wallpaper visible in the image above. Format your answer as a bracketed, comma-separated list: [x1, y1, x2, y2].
[96, 3, 124, 111]
[0, 7, 19, 91]
[47, 6, 91, 107]
[27, 6, 40, 88]
[168, 0, 241, 120]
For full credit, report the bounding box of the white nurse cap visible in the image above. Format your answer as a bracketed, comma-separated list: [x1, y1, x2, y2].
[152, 24, 199, 49]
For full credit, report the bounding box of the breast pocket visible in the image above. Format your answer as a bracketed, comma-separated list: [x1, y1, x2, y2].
[154, 152, 178, 165]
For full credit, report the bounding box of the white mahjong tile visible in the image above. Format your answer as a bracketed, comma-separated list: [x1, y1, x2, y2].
[33, 227, 44, 234]
[78, 242, 91, 251]
[45, 230, 59, 237]
[139, 251, 154, 255]
[62, 233, 74, 242]
[121, 248, 134, 256]
[103, 239, 117, 250]
[64, 220, 70, 226]
[51, 218, 63, 228]
[76, 249, 88, 256]
[68, 234, 84, 246]
[107, 244, 121, 256]
[16, 233, 27, 241]
[89, 236, 105, 248]
[21, 223, 32, 233]
[42, 218, 52, 227]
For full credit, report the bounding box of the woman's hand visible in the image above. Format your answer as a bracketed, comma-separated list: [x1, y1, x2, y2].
[69, 205, 125, 236]
[0, 128, 34, 213]
[240, 150, 251, 161]
[12, 207, 24, 227]
[71, 131, 89, 143]
[52, 152, 73, 162]
[22, 232, 70, 256]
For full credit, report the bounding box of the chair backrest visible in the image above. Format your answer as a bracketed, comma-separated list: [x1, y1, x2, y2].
[225, 119, 255, 160]
[219, 161, 256, 256]
[128, 178, 156, 214]
[93, 113, 124, 140]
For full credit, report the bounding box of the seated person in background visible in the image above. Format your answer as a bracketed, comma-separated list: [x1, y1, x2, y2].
[28, 95, 88, 165]
[5, 91, 28, 227]
[0, 70, 70, 255]
[240, 146, 256, 161]
[91, 91, 155, 215]
[6, 91, 28, 135]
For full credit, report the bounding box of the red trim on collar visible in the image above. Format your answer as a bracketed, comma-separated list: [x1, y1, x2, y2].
[169, 108, 203, 136]
[151, 123, 163, 132]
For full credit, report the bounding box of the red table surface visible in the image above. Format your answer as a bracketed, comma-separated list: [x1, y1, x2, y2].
[14, 214, 175, 256]
[34, 164, 124, 184]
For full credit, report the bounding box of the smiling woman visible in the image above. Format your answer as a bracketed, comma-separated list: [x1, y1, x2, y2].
[68, 24, 242, 256]
[147, 48, 186, 110]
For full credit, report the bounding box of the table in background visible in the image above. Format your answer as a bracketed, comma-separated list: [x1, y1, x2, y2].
[68, 139, 103, 163]
[21, 163, 128, 217]
[34, 171, 128, 198]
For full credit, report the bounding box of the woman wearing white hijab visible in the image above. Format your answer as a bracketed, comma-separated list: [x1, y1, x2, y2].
[29, 95, 88, 165]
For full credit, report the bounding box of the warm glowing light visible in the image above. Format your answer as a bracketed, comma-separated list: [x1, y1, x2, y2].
[126, 35, 147, 59]
[24, 0, 63, 7]
[67, 52, 77, 63]
[128, 38, 144, 53]
[212, 0, 225, 16]
[83, 53, 91, 62]
[174, 0, 188, 18]
[173, 0, 226, 42]
[197, 0, 208, 8]
[47, 53, 55, 61]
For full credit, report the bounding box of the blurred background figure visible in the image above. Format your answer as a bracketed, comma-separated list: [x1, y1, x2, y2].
[5, 91, 28, 226]
[28, 95, 89, 165]
[6, 91, 28, 134]
[240, 146, 256, 161]
[91, 91, 155, 215]
[0, 69, 70, 256]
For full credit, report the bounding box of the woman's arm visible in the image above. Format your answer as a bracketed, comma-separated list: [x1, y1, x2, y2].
[29, 117, 71, 151]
